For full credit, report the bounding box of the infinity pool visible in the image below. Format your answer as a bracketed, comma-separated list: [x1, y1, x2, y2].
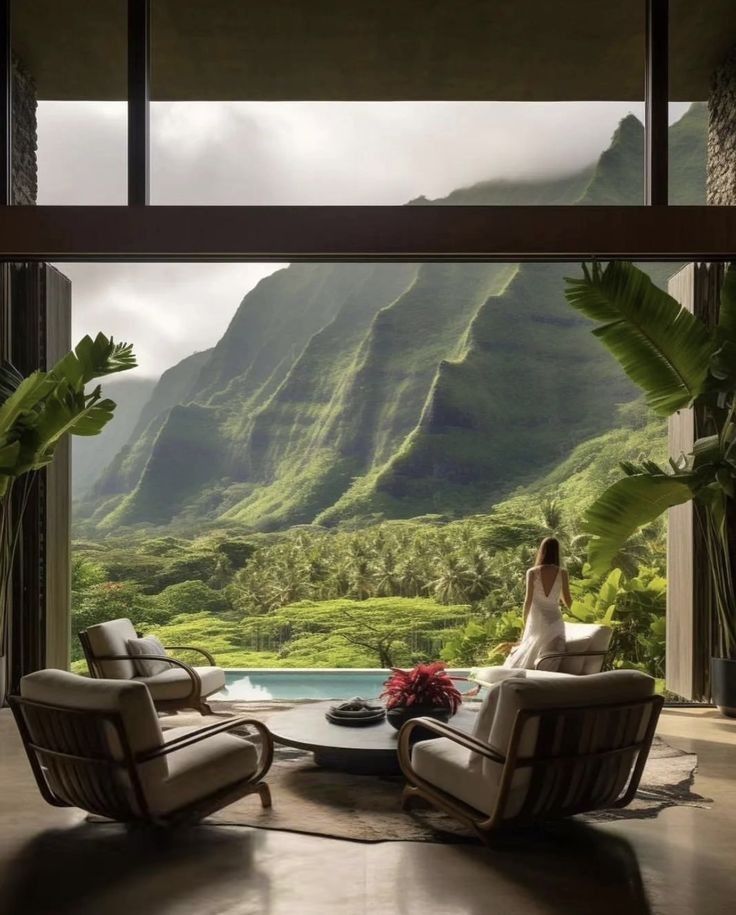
[216, 668, 470, 701]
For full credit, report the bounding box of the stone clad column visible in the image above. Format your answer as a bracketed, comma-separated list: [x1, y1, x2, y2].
[11, 58, 36, 204]
[708, 47, 736, 205]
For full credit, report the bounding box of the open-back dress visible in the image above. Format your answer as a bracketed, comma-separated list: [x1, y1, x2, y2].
[504, 565, 566, 670]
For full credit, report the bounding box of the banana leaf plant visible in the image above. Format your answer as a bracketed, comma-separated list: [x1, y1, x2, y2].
[564, 261, 736, 659]
[0, 333, 136, 657]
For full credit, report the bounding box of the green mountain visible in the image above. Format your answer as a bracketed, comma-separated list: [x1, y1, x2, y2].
[79, 104, 707, 533]
[91, 348, 213, 502]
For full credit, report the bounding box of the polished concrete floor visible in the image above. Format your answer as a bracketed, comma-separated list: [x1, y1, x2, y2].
[0, 707, 733, 915]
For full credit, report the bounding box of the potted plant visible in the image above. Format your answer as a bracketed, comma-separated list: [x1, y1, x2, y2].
[564, 261, 736, 714]
[0, 333, 136, 705]
[382, 661, 462, 731]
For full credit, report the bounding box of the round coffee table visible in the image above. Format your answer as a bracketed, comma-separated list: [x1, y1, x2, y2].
[269, 701, 478, 775]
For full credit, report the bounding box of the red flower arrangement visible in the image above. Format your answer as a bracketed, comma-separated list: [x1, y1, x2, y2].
[381, 661, 462, 713]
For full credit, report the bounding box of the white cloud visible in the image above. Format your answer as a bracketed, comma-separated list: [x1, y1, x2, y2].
[61, 262, 284, 380]
[37, 100, 693, 377]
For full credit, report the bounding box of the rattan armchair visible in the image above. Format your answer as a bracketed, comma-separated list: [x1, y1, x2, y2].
[79, 618, 225, 714]
[10, 669, 273, 826]
[398, 670, 662, 842]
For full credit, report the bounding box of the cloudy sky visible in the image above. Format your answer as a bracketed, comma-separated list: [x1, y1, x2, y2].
[38, 100, 689, 379]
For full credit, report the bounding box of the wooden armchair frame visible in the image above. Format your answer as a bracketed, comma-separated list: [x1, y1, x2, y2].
[398, 694, 663, 842]
[9, 694, 273, 826]
[79, 629, 219, 714]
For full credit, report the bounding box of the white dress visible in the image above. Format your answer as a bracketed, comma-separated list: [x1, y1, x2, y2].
[504, 566, 566, 671]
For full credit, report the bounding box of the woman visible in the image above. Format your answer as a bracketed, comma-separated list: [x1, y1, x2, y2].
[504, 536, 571, 671]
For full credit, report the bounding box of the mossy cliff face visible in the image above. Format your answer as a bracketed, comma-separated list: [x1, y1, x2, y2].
[82, 105, 707, 532]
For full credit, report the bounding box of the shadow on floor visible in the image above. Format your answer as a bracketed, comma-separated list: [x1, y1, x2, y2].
[400, 820, 654, 915]
[0, 821, 272, 915]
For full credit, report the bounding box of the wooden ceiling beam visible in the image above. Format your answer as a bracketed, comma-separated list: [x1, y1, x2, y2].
[0, 205, 733, 262]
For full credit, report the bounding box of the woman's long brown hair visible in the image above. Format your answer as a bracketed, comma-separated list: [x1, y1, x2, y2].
[535, 536, 560, 567]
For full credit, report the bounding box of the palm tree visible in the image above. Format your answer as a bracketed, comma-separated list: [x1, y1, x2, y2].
[539, 498, 567, 540]
[347, 557, 376, 600]
[462, 547, 497, 602]
[564, 261, 736, 659]
[374, 549, 402, 597]
[398, 558, 428, 597]
[429, 555, 473, 604]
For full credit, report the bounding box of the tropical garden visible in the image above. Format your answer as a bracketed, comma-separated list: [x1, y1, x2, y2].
[71, 496, 668, 678]
[71, 257, 736, 690]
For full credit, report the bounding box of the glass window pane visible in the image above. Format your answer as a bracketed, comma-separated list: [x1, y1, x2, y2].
[150, 0, 651, 205]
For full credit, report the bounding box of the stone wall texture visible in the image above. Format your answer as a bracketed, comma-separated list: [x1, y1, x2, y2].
[12, 59, 37, 205]
[708, 47, 736, 205]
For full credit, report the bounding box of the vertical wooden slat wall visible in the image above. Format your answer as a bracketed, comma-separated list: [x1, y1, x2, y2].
[44, 266, 71, 671]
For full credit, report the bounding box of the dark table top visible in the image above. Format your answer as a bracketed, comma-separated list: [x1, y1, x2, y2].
[269, 701, 478, 754]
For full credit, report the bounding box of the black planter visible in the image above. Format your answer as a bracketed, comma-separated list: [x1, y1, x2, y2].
[385, 704, 452, 737]
[711, 657, 736, 717]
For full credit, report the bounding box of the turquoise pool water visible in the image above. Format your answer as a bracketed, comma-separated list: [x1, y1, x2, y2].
[217, 669, 470, 701]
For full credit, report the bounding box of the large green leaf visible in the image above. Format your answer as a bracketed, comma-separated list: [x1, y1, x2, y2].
[52, 333, 137, 389]
[26, 386, 117, 466]
[585, 473, 694, 573]
[565, 262, 715, 415]
[0, 441, 20, 471]
[0, 335, 135, 487]
[0, 371, 55, 438]
[716, 263, 736, 346]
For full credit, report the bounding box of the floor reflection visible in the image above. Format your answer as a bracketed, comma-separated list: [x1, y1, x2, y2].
[0, 821, 271, 915]
[397, 820, 652, 915]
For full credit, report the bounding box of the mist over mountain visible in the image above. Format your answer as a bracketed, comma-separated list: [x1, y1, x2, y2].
[72, 377, 157, 496]
[76, 104, 707, 533]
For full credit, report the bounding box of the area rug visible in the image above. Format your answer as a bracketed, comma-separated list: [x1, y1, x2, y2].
[194, 703, 712, 844]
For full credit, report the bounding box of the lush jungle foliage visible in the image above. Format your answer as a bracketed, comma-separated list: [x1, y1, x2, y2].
[71, 404, 668, 678]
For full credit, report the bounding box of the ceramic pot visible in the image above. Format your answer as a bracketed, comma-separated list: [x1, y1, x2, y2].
[711, 657, 736, 717]
[385, 704, 452, 735]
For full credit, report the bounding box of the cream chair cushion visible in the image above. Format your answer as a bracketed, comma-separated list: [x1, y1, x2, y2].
[412, 737, 506, 817]
[85, 618, 139, 679]
[143, 725, 258, 816]
[557, 623, 612, 675]
[137, 666, 226, 701]
[127, 636, 169, 677]
[470, 667, 574, 689]
[20, 668, 164, 759]
[489, 670, 654, 760]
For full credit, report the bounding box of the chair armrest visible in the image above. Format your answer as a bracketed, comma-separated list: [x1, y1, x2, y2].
[91, 654, 202, 701]
[397, 716, 506, 766]
[534, 649, 609, 671]
[138, 717, 274, 782]
[163, 645, 216, 666]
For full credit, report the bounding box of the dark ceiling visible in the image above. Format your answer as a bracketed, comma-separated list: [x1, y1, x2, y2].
[11, 0, 736, 101]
